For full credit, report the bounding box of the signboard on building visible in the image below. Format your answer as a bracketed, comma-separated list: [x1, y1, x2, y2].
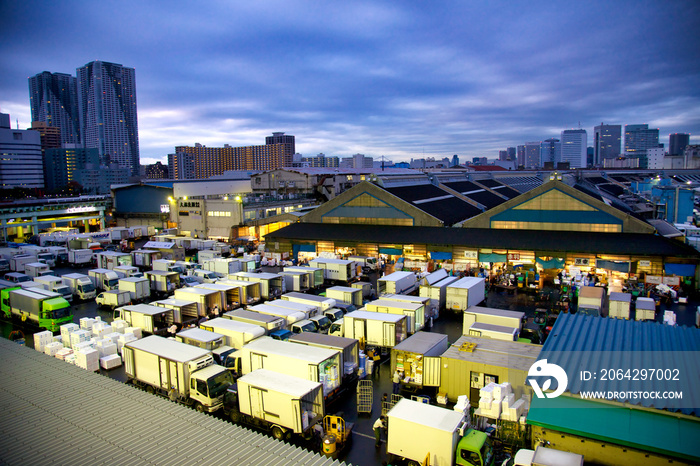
[464, 250, 478, 259]
[574, 258, 590, 266]
[662, 276, 681, 286]
[638, 260, 651, 268]
[507, 253, 520, 261]
[645, 275, 662, 285]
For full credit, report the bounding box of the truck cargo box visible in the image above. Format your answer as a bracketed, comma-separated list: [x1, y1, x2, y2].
[462, 306, 524, 335]
[391, 331, 448, 389]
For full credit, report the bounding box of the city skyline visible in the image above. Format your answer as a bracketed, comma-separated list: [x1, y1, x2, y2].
[1, 1, 699, 166]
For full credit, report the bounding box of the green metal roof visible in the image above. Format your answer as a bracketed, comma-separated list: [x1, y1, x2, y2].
[528, 395, 700, 462]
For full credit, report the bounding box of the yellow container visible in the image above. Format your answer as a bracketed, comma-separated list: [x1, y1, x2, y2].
[322, 434, 337, 455]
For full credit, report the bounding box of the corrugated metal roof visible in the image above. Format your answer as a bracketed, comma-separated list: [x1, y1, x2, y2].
[539, 313, 700, 416]
[0, 338, 344, 466]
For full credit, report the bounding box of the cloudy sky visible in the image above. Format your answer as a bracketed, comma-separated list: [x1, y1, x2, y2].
[2, 1, 699, 165]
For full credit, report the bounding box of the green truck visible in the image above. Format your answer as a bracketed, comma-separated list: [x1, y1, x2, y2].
[1, 287, 72, 332]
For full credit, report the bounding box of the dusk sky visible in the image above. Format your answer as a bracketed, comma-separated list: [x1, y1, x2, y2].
[2, 1, 699, 165]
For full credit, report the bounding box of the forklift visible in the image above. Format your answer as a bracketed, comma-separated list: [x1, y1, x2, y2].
[320, 414, 353, 460]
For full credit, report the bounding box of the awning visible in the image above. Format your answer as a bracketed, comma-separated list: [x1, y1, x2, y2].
[429, 251, 452, 260]
[536, 257, 565, 269]
[297, 244, 316, 252]
[596, 259, 630, 273]
[664, 263, 696, 277]
[479, 252, 507, 263]
[379, 247, 403, 255]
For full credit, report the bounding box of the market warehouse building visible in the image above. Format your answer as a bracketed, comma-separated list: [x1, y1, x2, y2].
[264, 178, 700, 285]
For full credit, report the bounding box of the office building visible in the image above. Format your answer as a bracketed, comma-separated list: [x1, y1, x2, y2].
[452, 154, 460, 167]
[174, 143, 285, 179]
[265, 132, 295, 167]
[301, 154, 339, 168]
[77, 61, 140, 175]
[29, 122, 61, 161]
[0, 113, 44, 189]
[540, 139, 561, 167]
[669, 133, 690, 156]
[43, 147, 100, 192]
[341, 154, 374, 169]
[624, 124, 659, 157]
[499, 150, 508, 161]
[593, 123, 621, 165]
[74, 165, 130, 195]
[145, 161, 169, 179]
[560, 129, 587, 168]
[28, 71, 81, 146]
[507, 147, 516, 161]
[516, 145, 526, 167]
[524, 142, 541, 168]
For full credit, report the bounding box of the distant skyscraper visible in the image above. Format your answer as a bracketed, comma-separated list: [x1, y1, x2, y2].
[516, 145, 525, 167]
[560, 129, 587, 168]
[43, 147, 99, 192]
[507, 147, 516, 161]
[0, 113, 44, 189]
[452, 154, 460, 167]
[669, 133, 690, 156]
[77, 61, 140, 175]
[168, 151, 197, 180]
[28, 71, 81, 146]
[174, 143, 285, 179]
[265, 132, 295, 167]
[524, 142, 540, 168]
[499, 150, 508, 161]
[624, 124, 659, 157]
[593, 123, 621, 165]
[145, 162, 169, 179]
[540, 139, 561, 166]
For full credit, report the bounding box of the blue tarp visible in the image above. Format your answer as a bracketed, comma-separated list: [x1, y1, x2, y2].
[596, 259, 630, 273]
[430, 251, 452, 260]
[479, 252, 507, 263]
[379, 247, 403, 255]
[536, 257, 565, 269]
[298, 244, 316, 252]
[664, 263, 696, 277]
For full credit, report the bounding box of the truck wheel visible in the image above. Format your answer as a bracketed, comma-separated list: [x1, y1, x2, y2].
[271, 426, 285, 441]
[229, 411, 242, 423]
[194, 402, 205, 413]
[145, 386, 155, 394]
[407, 461, 420, 466]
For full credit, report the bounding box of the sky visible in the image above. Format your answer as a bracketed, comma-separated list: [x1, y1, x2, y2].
[1, 0, 699, 166]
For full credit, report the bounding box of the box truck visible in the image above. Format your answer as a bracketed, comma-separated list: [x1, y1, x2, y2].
[247, 303, 306, 328]
[144, 270, 180, 297]
[95, 289, 132, 310]
[391, 331, 448, 392]
[24, 262, 52, 278]
[223, 308, 286, 332]
[118, 277, 151, 303]
[334, 310, 408, 349]
[10, 254, 36, 272]
[113, 265, 142, 279]
[635, 297, 656, 321]
[0, 287, 72, 332]
[419, 268, 449, 286]
[280, 270, 311, 292]
[113, 304, 175, 336]
[513, 446, 584, 466]
[577, 286, 606, 317]
[68, 249, 93, 267]
[152, 298, 200, 327]
[348, 255, 378, 273]
[308, 257, 357, 283]
[173, 287, 224, 318]
[176, 327, 225, 350]
[608, 292, 632, 319]
[216, 279, 262, 306]
[284, 266, 324, 289]
[420, 275, 460, 316]
[325, 286, 363, 308]
[194, 282, 242, 310]
[224, 369, 324, 441]
[197, 249, 221, 263]
[387, 398, 493, 466]
[123, 335, 233, 413]
[289, 332, 360, 383]
[33, 275, 73, 302]
[467, 322, 519, 341]
[62, 273, 96, 300]
[202, 258, 242, 277]
[462, 306, 524, 335]
[446, 277, 486, 312]
[365, 298, 425, 334]
[281, 291, 336, 314]
[131, 249, 161, 270]
[88, 268, 120, 291]
[95, 251, 133, 270]
[200, 317, 266, 350]
[267, 298, 319, 319]
[232, 337, 342, 399]
[229, 272, 284, 300]
[378, 271, 418, 295]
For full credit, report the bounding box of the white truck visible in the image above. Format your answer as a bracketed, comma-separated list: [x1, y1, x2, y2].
[577, 285, 606, 317]
[281, 292, 336, 314]
[279, 270, 311, 292]
[24, 262, 52, 278]
[635, 297, 656, 321]
[95, 251, 133, 270]
[174, 287, 224, 318]
[230, 272, 285, 300]
[216, 279, 262, 306]
[513, 446, 584, 466]
[462, 306, 524, 336]
[176, 327, 225, 350]
[123, 335, 233, 413]
[608, 292, 632, 319]
[390, 331, 448, 392]
[202, 258, 241, 277]
[68, 248, 93, 267]
[224, 369, 324, 441]
[468, 322, 519, 341]
[95, 289, 132, 310]
[223, 309, 286, 332]
[308, 257, 357, 283]
[118, 277, 151, 303]
[196, 249, 221, 263]
[378, 271, 418, 295]
[200, 317, 266, 350]
[113, 265, 142, 278]
[10, 254, 36, 273]
[152, 298, 200, 327]
[284, 266, 324, 289]
[194, 283, 242, 310]
[143, 270, 180, 297]
[365, 298, 426, 334]
[152, 259, 183, 274]
[62, 273, 96, 300]
[131, 249, 161, 269]
[387, 398, 493, 466]
[33, 275, 73, 302]
[289, 332, 360, 383]
[332, 310, 408, 349]
[348, 255, 378, 273]
[47, 246, 69, 265]
[247, 303, 306, 329]
[114, 304, 176, 336]
[267, 298, 319, 319]
[445, 277, 486, 312]
[325, 286, 363, 308]
[88, 268, 120, 291]
[231, 337, 342, 400]
[420, 275, 460, 316]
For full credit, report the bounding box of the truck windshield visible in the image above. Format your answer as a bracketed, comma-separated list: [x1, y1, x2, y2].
[16, 275, 32, 283]
[329, 323, 342, 334]
[38, 253, 53, 261]
[207, 371, 233, 398]
[107, 278, 119, 287]
[80, 283, 95, 293]
[46, 306, 70, 319]
[56, 286, 70, 296]
[294, 321, 317, 333]
[313, 316, 331, 330]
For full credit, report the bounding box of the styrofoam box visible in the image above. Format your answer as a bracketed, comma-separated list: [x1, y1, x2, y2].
[125, 327, 142, 339]
[60, 323, 80, 348]
[73, 341, 97, 353]
[44, 342, 63, 357]
[56, 348, 74, 360]
[95, 338, 112, 348]
[99, 343, 118, 358]
[111, 319, 128, 333]
[34, 330, 54, 352]
[501, 393, 515, 409]
[117, 333, 137, 354]
[104, 332, 121, 345]
[70, 330, 92, 348]
[53, 335, 63, 344]
[479, 382, 496, 400]
[492, 382, 511, 400]
[80, 317, 97, 331]
[92, 322, 114, 338]
[100, 354, 122, 370]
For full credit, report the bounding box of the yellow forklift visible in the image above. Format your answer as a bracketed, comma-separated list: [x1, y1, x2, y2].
[321, 415, 353, 460]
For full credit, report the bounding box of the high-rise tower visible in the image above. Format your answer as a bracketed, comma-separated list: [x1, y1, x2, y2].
[561, 129, 587, 168]
[265, 132, 295, 167]
[28, 71, 81, 146]
[77, 61, 140, 175]
[593, 123, 621, 165]
[669, 133, 690, 156]
[624, 124, 659, 157]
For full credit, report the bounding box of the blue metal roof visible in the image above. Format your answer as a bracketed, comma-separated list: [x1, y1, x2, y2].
[539, 313, 700, 416]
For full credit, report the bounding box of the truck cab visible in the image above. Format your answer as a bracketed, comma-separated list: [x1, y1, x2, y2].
[189, 365, 234, 413]
[456, 429, 494, 466]
[5, 272, 32, 284]
[270, 329, 292, 341]
[193, 270, 218, 283]
[291, 319, 318, 334]
[309, 315, 332, 334]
